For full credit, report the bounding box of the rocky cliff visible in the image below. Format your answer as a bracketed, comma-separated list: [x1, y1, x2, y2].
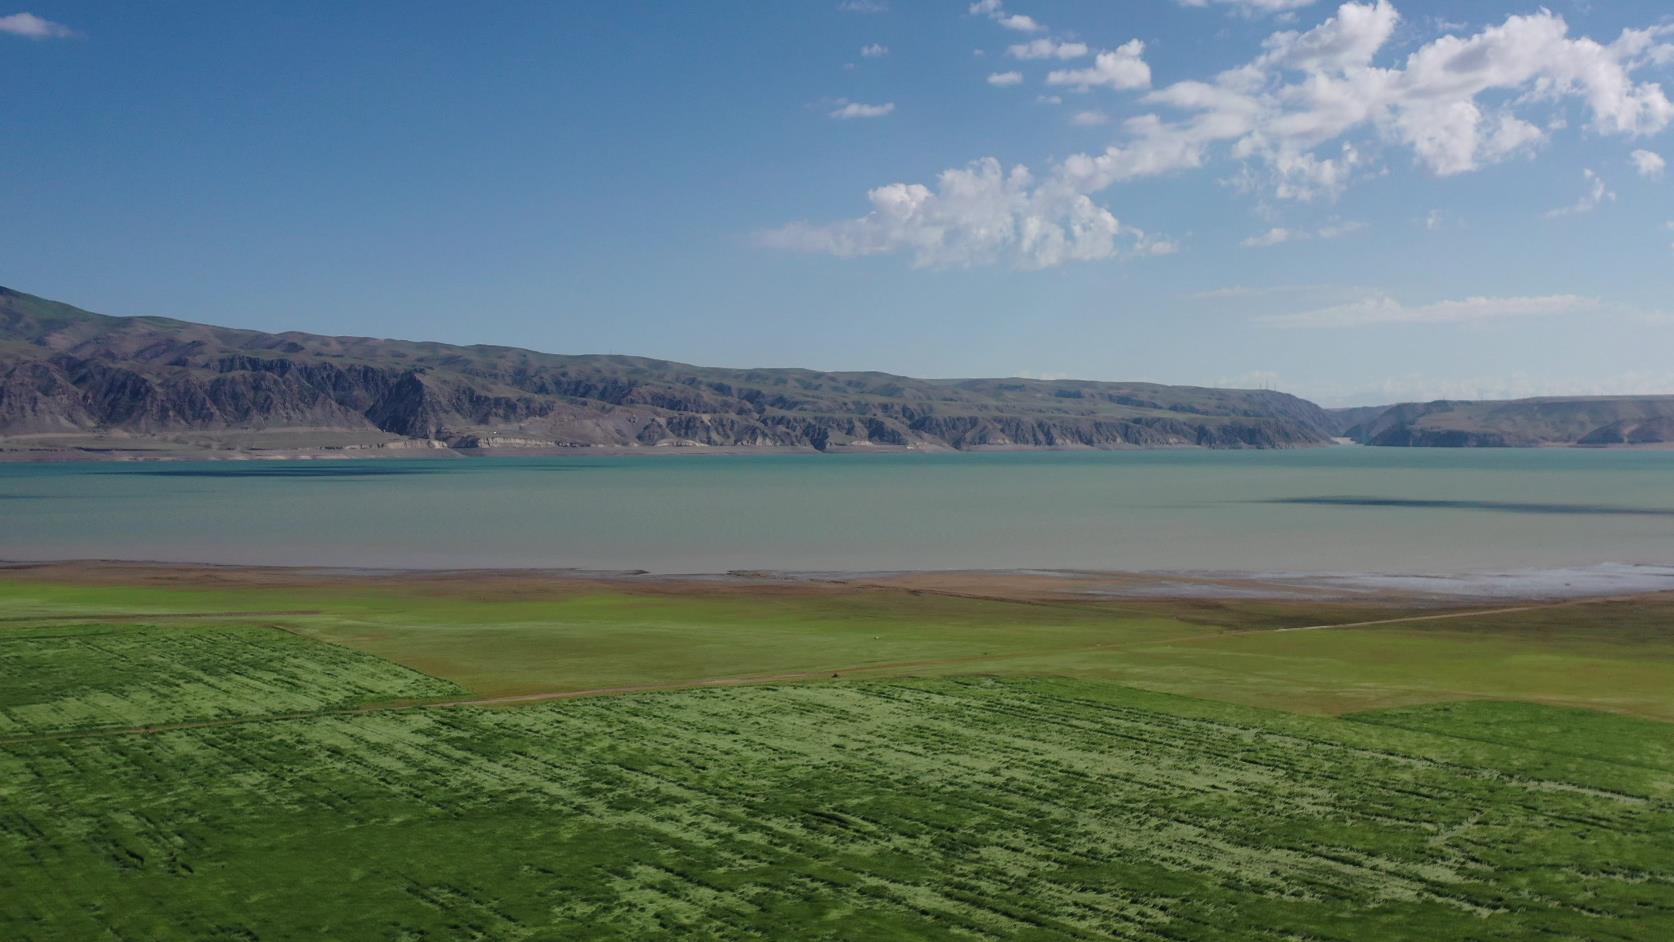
[0, 286, 1338, 456]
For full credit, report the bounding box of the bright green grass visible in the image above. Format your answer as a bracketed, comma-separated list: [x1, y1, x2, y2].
[0, 623, 460, 737]
[0, 577, 1216, 698]
[1045, 622, 1674, 719]
[3, 583, 1673, 938]
[1350, 699, 1674, 774]
[4, 575, 1674, 719]
[4, 676, 1673, 940]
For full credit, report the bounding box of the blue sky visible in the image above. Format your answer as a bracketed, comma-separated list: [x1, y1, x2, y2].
[1, 1, 1671, 405]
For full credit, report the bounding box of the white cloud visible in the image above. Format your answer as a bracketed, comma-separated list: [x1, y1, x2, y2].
[987, 71, 1024, 87]
[1130, 2, 1669, 188]
[1137, 235, 1181, 255]
[1239, 144, 1366, 202]
[970, 1, 1046, 33]
[860, 43, 888, 58]
[1632, 149, 1666, 179]
[1046, 41, 1151, 91]
[770, 2, 1674, 269]
[1545, 169, 1615, 217]
[1036, 94, 1063, 105]
[1072, 110, 1110, 126]
[757, 157, 1169, 269]
[1314, 220, 1364, 239]
[0, 11, 74, 39]
[837, 0, 889, 12]
[1240, 220, 1363, 247]
[829, 101, 895, 119]
[1255, 0, 1398, 71]
[1260, 294, 1600, 328]
[1008, 39, 1088, 60]
[1242, 227, 1298, 247]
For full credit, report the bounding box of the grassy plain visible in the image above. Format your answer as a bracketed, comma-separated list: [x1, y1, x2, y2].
[4, 565, 1673, 717]
[3, 564, 1674, 939]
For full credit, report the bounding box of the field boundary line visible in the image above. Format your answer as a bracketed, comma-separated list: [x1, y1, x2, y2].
[1273, 589, 1674, 633]
[1271, 605, 1543, 632]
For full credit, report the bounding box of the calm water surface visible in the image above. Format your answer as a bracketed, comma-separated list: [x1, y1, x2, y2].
[2, 449, 1672, 572]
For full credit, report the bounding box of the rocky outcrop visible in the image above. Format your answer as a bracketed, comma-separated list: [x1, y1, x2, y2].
[0, 359, 97, 432]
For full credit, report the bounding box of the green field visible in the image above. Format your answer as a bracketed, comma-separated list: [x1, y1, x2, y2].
[3, 569, 1674, 939]
[0, 623, 460, 737]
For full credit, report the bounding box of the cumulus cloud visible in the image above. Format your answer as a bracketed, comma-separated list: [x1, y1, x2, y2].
[0, 11, 74, 38]
[1127, 2, 1670, 189]
[987, 71, 1023, 87]
[1259, 294, 1600, 328]
[1632, 149, 1666, 179]
[1545, 169, 1615, 217]
[769, 2, 1674, 269]
[1046, 41, 1151, 91]
[757, 157, 1171, 269]
[1072, 110, 1110, 126]
[837, 0, 888, 12]
[1008, 39, 1088, 60]
[829, 101, 895, 119]
[860, 43, 888, 58]
[970, 1, 1046, 33]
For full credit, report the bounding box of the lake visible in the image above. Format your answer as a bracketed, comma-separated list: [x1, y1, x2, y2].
[2, 448, 1672, 573]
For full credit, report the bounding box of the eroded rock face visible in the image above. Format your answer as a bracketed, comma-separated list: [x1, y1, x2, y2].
[0, 286, 1337, 451]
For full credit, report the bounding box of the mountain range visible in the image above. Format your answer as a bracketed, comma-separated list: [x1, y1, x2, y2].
[3, 286, 1670, 458]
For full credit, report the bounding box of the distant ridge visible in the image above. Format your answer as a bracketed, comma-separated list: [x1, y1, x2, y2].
[0, 286, 1335, 458]
[1332, 397, 1674, 447]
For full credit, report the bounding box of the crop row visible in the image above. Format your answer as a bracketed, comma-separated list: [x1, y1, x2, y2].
[0, 623, 460, 736]
[4, 677, 1672, 940]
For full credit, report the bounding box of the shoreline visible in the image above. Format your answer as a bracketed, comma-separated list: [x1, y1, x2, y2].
[6, 558, 1673, 604]
[6, 441, 1674, 462]
[0, 441, 1316, 462]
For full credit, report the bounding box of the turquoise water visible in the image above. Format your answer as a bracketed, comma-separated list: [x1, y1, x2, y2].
[2, 449, 1672, 572]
